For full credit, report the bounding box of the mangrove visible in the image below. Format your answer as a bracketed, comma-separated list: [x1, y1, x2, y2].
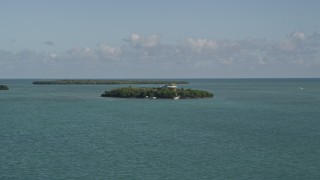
[0, 85, 9, 90]
[101, 86, 213, 99]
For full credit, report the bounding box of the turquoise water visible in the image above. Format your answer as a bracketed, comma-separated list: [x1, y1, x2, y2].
[1, 79, 320, 179]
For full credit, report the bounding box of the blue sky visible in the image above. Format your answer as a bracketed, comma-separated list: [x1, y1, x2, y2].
[1, 0, 320, 78]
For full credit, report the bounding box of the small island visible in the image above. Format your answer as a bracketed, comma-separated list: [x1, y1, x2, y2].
[0, 85, 9, 90]
[101, 85, 213, 99]
[32, 79, 189, 85]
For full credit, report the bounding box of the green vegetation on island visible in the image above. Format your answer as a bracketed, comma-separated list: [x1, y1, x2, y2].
[32, 79, 189, 85]
[101, 86, 213, 99]
[0, 85, 9, 90]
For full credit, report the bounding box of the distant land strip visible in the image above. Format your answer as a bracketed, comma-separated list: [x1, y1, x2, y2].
[32, 80, 189, 85]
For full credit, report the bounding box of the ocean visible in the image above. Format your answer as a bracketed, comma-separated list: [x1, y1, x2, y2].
[1, 79, 320, 179]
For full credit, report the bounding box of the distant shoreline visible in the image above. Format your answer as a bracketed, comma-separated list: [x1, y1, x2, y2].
[32, 79, 189, 85]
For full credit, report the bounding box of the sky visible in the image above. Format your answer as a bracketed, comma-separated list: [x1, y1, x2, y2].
[1, 0, 320, 78]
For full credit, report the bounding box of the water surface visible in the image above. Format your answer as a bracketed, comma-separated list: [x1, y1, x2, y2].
[1, 79, 320, 179]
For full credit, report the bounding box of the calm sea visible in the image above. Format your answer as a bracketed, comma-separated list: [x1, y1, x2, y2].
[1, 79, 320, 179]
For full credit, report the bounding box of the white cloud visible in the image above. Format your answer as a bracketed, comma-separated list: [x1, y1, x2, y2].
[59, 44, 121, 62]
[185, 38, 219, 52]
[126, 33, 160, 48]
[1, 32, 320, 78]
[50, 53, 58, 58]
[63, 46, 97, 61]
[99, 44, 121, 56]
[277, 40, 296, 51]
[289, 31, 305, 40]
[258, 56, 266, 65]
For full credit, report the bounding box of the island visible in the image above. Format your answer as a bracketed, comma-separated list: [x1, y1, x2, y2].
[0, 85, 9, 90]
[101, 86, 213, 99]
[32, 79, 189, 85]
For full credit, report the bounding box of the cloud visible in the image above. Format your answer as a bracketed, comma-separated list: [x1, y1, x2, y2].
[98, 44, 121, 58]
[58, 44, 122, 63]
[289, 31, 305, 40]
[185, 38, 219, 52]
[44, 41, 55, 46]
[1, 31, 320, 78]
[125, 33, 160, 48]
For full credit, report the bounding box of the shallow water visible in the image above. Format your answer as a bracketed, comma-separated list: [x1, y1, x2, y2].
[1, 79, 320, 179]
